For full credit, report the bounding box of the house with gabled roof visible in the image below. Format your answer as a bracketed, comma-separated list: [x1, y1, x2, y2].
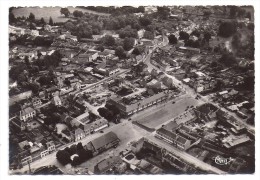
[19, 107, 36, 122]
[86, 131, 120, 155]
[71, 127, 86, 142]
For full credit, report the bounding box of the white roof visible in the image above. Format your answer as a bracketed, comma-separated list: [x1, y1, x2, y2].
[84, 67, 93, 72]
[195, 71, 206, 77]
[183, 78, 191, 83]
[219, 90, 228, 95]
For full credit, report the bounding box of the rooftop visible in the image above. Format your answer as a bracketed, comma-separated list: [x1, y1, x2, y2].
[90, 131, 119, 151]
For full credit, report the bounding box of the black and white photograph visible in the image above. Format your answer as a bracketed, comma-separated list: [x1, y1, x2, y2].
[0, 0, 259, 179]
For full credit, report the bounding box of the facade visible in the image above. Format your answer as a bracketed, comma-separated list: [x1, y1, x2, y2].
[156, 128, 192, 151]
[83, 118, 109, 135]
[32, 97, 42, 108]
[73, 128, 86, 141]
[19, 107, 36, 122]
[52, 96, 62, 106]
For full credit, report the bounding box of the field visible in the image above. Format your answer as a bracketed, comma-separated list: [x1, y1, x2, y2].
[12, 7, 109, 23]
[135, 95, 200, 130]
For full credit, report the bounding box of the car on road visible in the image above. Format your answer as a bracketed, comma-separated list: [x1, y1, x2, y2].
[100, 130, 104, 133]
[172, 101, 175, 104]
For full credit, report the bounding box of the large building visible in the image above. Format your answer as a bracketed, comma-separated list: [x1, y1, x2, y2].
[156, 128, 191, 151]
[86, 131, 120, 155]
[19, 107, 36, 122]
[107, 90, 173, 116]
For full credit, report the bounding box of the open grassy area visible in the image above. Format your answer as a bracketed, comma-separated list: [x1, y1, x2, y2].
[12, 7, 109, 23]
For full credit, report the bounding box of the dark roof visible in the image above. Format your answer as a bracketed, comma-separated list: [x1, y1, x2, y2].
[177, 136, 190, 145]
[163, 121, 179, 132]
[157, 128, 177, 139]
[91, 131, 119, 151]
[95, 156, 122, 173]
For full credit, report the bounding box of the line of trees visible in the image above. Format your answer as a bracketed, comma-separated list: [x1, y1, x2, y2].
[56, 142, 93, 166]
[82, 6, 145, 16]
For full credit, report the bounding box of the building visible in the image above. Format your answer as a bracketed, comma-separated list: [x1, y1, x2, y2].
[40, 141, 56, 158]
[32, 97, 42, 108]
[72, 128, 86, 141]
[107, 90, 172, 116]
[94, 156, 125, 174]
[83, 118, 109, 135]
[223, 135, 251, 149]
[156, 128, 192, 150]
[11, 117, 26, 131]
[178, 46, 200, 54]
[52, 96, 62, 106]
[140, 39, 154, 46]
[136, 159, 164, 174]
[19, 107, 36, 122]
[86, 131, 120, 155]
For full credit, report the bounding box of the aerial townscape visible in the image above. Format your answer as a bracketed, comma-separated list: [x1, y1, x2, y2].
[8, 6, 254, 175]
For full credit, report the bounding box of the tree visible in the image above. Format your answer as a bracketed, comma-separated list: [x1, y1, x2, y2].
[203, 10, 212, 19]
[96, 45, 104, 52]
[115, 46, 126, 59]
[229, 6, 237, 18]
[157, 6, 170, 19]
[77, 149, 93, 161]
[64, 21, 75, 32]
[60, 8, 70, 17]
[75, 22, 93, 39]
[137, 6, 145, 13]
[143, 31, 154, 40]
[247, 23, 254, 31]
[237, 8, 246, 18]
[231, 33, 241, 48]
[246, 12, 251, 20]
[119, 26, 138, 38]
[73, 10, 84, 18]
[218, 21, 237, 37]
[40, 17, 46, 25]
[191, 29, 200, 38]
[64, 79, 71, 87]
[146, 25, 155, 32]
[49, 17, 54, 26]
[97, 107, 114, 121]
[71, 156, 81, 166]
[76, 142, 83, 150]
[102, 35, 115, 46]
[219, 52, 237, 67]
[9, 12, 16, 23]
[204, 31, 211, 42]
[123, 37, 135, 51]
[28, 12, 35, 22]
[168, 34, 177, 44]
[24, 56, 30, 66]
[139, 17, 151, 27]
[132, 47, 141, 55]
[56, 150, 71, 165]
[179, 31, 189, 41]
[29, 23, 36, 30]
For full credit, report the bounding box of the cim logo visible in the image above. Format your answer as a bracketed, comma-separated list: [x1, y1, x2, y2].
[214, 156, 234, 165]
